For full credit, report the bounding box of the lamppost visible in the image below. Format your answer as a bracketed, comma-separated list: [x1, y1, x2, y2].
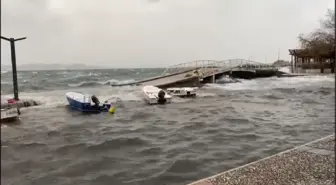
[1, 36, 26, 101]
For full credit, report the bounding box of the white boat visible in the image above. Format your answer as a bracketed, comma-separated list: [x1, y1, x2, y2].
[1, 98, 20, 122]
[166, 87, 196, 98]
[142, 85, 172, 105]
[1, 107, 19, 122]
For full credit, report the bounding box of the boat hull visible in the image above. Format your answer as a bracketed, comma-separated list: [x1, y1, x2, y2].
[1, 108, 19, 122]
[143, 86, 172, 105]
[174, 93, 196, 98]
[166, 87, 197, 98]
[66, 97, 100, 113]
[143, 94, 173, 105]
[66, 92, 112, 113]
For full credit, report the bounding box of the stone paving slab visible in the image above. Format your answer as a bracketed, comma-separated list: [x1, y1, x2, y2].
[187, 135, 335, 185]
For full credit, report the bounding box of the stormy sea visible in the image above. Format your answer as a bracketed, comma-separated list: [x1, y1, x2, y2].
[1, 68, 335, 185]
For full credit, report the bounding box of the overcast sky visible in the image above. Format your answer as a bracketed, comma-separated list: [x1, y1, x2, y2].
[1, 0, 334, 68]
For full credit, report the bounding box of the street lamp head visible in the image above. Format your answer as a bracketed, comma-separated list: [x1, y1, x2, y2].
[1, 36, 27, 42]
[1, 36, 10, 41]
[14, 37, 27, 42]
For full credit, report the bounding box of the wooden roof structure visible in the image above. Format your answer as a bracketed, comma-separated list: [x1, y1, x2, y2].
[289, 49, 335, 58]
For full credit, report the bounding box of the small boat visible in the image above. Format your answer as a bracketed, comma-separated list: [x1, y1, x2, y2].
[143, 85, 172, 105]
[1, 107, 20, 122]
[166, 87, 196, 98]
[1, 99, 20, 122]
[66, 92, 115, 113]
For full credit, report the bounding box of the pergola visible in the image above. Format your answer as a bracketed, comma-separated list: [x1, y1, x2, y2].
[288, 49, 335, 73]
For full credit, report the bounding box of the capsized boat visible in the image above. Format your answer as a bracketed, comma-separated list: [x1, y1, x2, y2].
[66, 92, 119, 113]
[142, 85, 172, 105]
[166, 87, 196, 98]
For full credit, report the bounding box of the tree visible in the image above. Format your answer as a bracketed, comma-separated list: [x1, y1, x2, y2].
[298, 9, 335, 57]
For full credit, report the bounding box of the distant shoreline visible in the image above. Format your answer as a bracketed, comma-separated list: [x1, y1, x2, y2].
[1, 67, 166, 72]
[1, 64, 168, 71]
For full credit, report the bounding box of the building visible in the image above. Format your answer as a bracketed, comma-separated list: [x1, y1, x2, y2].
[289, 49, 335, 73]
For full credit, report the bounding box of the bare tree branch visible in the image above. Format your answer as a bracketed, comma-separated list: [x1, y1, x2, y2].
[298, 9, 335, 57]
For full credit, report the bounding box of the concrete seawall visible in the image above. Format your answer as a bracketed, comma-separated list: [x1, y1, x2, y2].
[187, 134, 335, 185]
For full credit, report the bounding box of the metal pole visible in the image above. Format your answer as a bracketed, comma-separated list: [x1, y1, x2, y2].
[10, 39, 19, 100]
[1, 36, 26, 101]
[278, 48, 280, 61]
[291, 55, 294, 73]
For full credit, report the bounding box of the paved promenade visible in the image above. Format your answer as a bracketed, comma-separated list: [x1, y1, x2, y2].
[187, 134, 335, 185]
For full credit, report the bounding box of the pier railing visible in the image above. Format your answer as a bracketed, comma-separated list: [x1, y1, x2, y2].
[160, 59, 276, 76]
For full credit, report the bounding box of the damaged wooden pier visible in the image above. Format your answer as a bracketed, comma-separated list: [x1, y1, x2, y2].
[113, 59, 279, 88]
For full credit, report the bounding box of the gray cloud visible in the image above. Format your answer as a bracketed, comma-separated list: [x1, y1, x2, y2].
[1, 0, 334, 68]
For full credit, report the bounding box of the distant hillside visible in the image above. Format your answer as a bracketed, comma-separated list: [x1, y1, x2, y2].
[1, 63, 105, 71]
